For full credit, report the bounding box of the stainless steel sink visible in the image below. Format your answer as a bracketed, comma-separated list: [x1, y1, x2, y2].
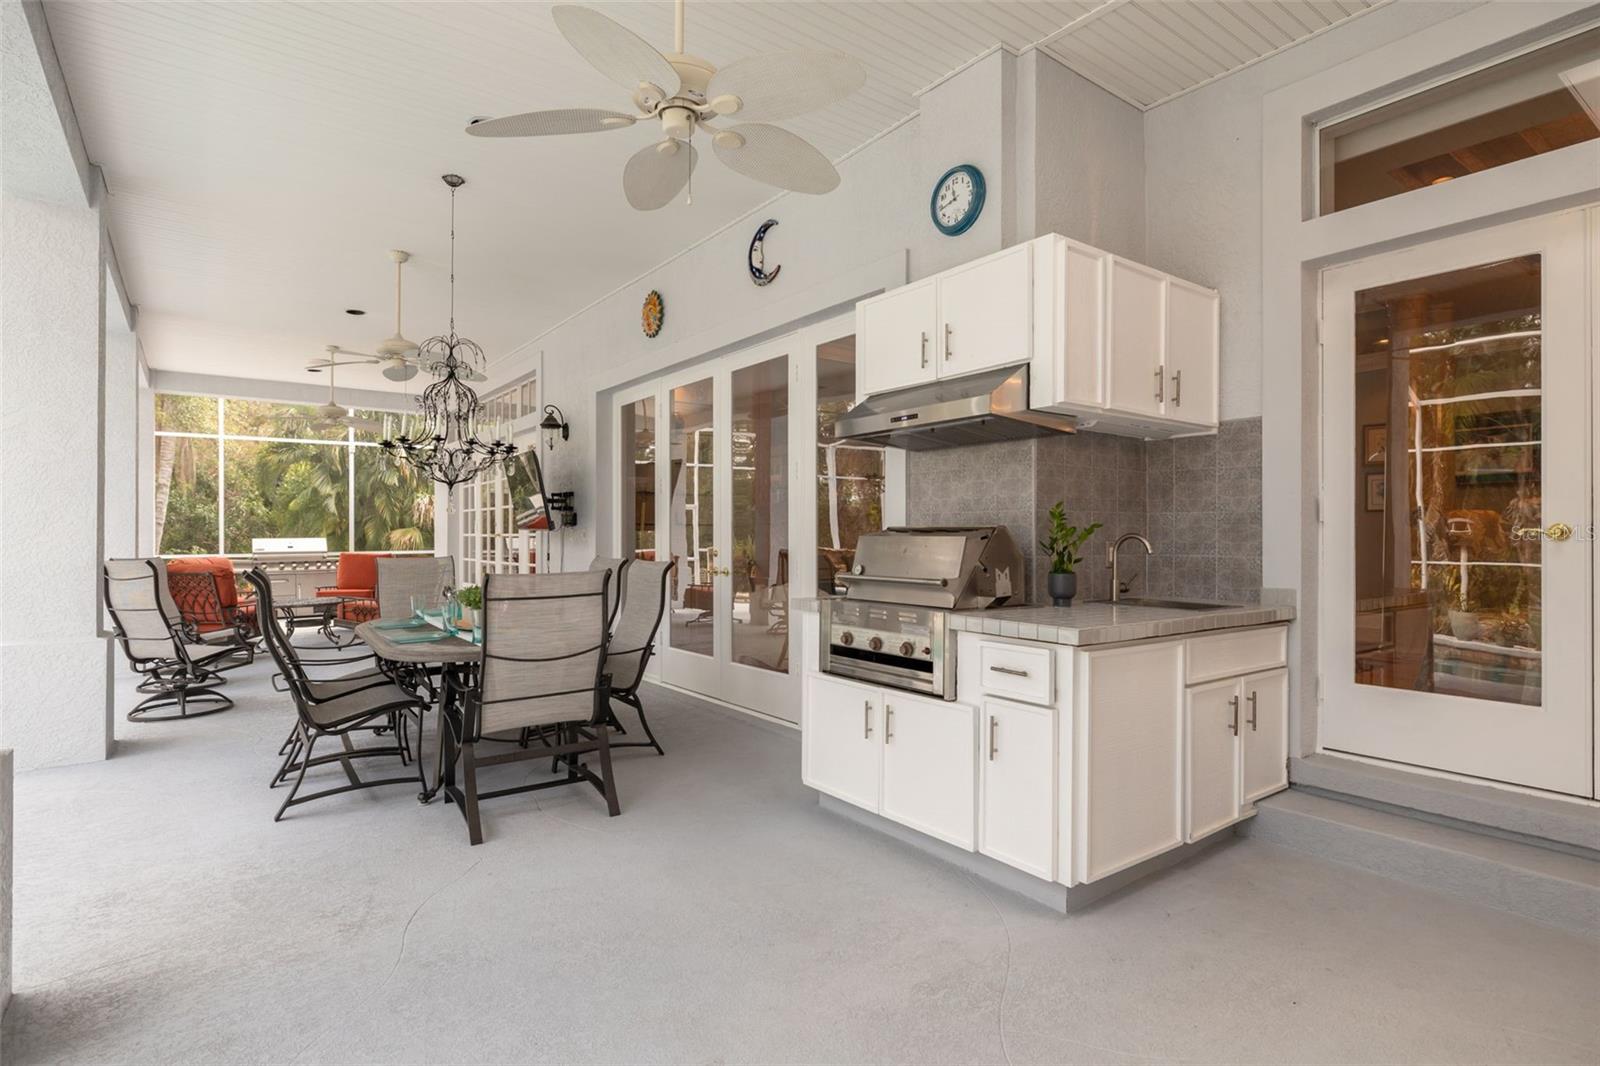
[1104, 597, 1238, 611]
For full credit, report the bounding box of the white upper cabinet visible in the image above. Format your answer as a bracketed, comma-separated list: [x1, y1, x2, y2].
[856, 278, 938, 398]
[854, 235, 1218, 436]
[1106, 258, 1168, 419]
[1164, 277, 1220, 427]
[938, 245, 1032, 379]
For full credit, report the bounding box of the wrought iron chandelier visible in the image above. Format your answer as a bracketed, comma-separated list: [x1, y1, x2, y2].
[380, 174, 516, 491]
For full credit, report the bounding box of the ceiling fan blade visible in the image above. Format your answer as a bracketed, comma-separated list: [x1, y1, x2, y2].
[382, 360, 420, 383]
[623, 138, 697, 211]
[713, 124, 839, 195]
[551, 5, 679, 98]
[707, 52, 866, 124]
[467, 108, 637, 138]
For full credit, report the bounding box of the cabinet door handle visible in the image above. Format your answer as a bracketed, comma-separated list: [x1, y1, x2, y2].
[988, 715, 998, 760]
[920, 330, 929, 369]
[1171, 369, 1182, 407]
[945, 322, 953, 361]
[1247, 690, 1258, 731]
[1228, 694, 1239, 735]
[863, 700, 872, 740]
[989, 665, 1029, 678]
[885, 705, 894, 743]
[1154, 364, 1165, 404]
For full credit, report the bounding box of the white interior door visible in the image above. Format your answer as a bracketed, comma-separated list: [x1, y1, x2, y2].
[1321, 208, 1594, 797]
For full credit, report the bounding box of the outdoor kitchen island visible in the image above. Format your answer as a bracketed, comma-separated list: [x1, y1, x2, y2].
[797, 597, 1296, 911]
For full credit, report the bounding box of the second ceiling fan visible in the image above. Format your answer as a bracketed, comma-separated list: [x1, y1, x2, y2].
[467, 0, 867, 210]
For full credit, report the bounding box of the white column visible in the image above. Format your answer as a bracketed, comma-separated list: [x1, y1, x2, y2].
[0, 193, 113, 769]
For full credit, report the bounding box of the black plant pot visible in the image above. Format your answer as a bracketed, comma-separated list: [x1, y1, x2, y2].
[1048, 571, 1077, 607]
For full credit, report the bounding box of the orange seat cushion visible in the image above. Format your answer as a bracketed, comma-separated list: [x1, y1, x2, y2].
[326, 552, 389, 596]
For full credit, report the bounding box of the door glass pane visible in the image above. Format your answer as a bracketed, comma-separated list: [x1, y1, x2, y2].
[669, 379, 715, 658]
[620, 397, 657, 560]
[815, 335, 886, 596]
[732, 356, 789, 674]
[1320, 28, 1599, 214]
[1353, 254, 1542, 707]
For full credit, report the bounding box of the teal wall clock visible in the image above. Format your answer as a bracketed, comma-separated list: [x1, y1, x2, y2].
[930, 164, 985, 236]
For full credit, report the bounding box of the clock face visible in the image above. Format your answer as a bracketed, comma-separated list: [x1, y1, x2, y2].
[931, 165, 985, 235]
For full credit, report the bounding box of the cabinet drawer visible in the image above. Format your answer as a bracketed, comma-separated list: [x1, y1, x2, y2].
[1185, 627, 1287, 685]
[976, 640, 1054, 706]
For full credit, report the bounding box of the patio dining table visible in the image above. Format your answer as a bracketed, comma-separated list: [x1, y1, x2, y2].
[354, 618, 482, 803]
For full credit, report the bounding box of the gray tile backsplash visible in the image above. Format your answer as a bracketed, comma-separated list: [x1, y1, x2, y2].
[905, 417, 1262, 605]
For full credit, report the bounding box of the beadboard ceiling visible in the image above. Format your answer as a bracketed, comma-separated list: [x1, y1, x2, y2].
[46, 0, 1384, 388]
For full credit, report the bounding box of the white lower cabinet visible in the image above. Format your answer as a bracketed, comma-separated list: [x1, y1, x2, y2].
[979, 698, 1056, 880]
[1182, 666, 1290, 840]
[803, 624, 1289, 891]
[881, 692, 977, 849]
[802, 673, 976, 849]
[1184, 678, 1242, 842]
[1240, 669, 1289, 803]
[802, 673, 882, 811]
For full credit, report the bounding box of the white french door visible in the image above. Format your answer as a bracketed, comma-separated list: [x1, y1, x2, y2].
[1320, 208, 1595, 797]
[641, 336, 802, 719]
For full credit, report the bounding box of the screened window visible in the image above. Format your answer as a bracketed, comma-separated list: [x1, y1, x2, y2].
[1319, 27, 1599, 215]
[153, 395, 434, 555]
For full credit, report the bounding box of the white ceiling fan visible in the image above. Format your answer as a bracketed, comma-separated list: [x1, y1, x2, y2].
[466, 0, 867, 210]
[308, 346, 383, 431]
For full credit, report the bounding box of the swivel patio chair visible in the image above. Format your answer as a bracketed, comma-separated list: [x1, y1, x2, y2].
[243, 568, 429, 820]
[443, 570, 617, 845]
[166, 567, 257, 671]
[104, 558, 236, 721]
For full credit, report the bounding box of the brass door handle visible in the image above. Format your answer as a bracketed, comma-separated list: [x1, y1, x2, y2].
[1545, 522, 1574, 541]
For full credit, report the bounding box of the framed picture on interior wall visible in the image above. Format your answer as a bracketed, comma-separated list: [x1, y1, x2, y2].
[1362, 424, 1387, 466]
[1365, 473, 1386, 512]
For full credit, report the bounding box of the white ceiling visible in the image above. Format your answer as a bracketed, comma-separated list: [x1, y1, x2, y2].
[46, 0, 1383, 390]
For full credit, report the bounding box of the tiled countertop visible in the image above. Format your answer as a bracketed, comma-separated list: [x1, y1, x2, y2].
[794, 596, 1294, 647]
[947, 601, 1294, 646]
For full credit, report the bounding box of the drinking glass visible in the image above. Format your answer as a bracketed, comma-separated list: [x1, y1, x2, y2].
[410, 594, 424, 620]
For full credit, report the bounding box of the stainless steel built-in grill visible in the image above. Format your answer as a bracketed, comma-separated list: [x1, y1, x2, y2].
[820, 526, 1023, 699]
[250, 537, 337, 600]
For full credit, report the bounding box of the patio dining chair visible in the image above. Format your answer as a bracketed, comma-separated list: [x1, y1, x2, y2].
[376, 556, 456, 619]
[587, 555, 630, 629]
[104, 558, 236, 721]
[243, 568, 428, 821]
[596, 559, 673, 755]
[443, 570, 617, 845]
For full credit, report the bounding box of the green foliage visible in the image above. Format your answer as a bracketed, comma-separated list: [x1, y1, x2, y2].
[456, 585, 483, 610]
[1038, 502, 1101, 575]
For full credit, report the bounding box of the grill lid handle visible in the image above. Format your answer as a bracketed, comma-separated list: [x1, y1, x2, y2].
[836, 573, 949, 588]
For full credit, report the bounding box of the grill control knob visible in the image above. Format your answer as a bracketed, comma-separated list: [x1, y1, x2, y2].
[868, 636, 884, 652]
[899, 641, 915, 656]
[839, 631, 854, 646]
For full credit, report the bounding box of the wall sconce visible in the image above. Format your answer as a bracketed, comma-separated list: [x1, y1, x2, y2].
[539, 404, 569, 450]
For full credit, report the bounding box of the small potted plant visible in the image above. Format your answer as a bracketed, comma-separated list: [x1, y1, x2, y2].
[1039, 502, 1100, 607]
[456, 584, 484, 630]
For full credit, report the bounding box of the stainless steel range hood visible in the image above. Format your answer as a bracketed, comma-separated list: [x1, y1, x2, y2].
[833, 364, 1076, 451]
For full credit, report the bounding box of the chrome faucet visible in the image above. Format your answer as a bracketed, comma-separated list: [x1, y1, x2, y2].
[1107, 533, 1154, 604]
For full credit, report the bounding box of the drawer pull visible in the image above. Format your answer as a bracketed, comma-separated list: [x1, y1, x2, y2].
[863, 700, 872, 740]
[1247, 690, 1258, 731]
[989, 665, 1030, 678]
[1228, 694, 1239, 736]
[988, 716, 998, 760]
